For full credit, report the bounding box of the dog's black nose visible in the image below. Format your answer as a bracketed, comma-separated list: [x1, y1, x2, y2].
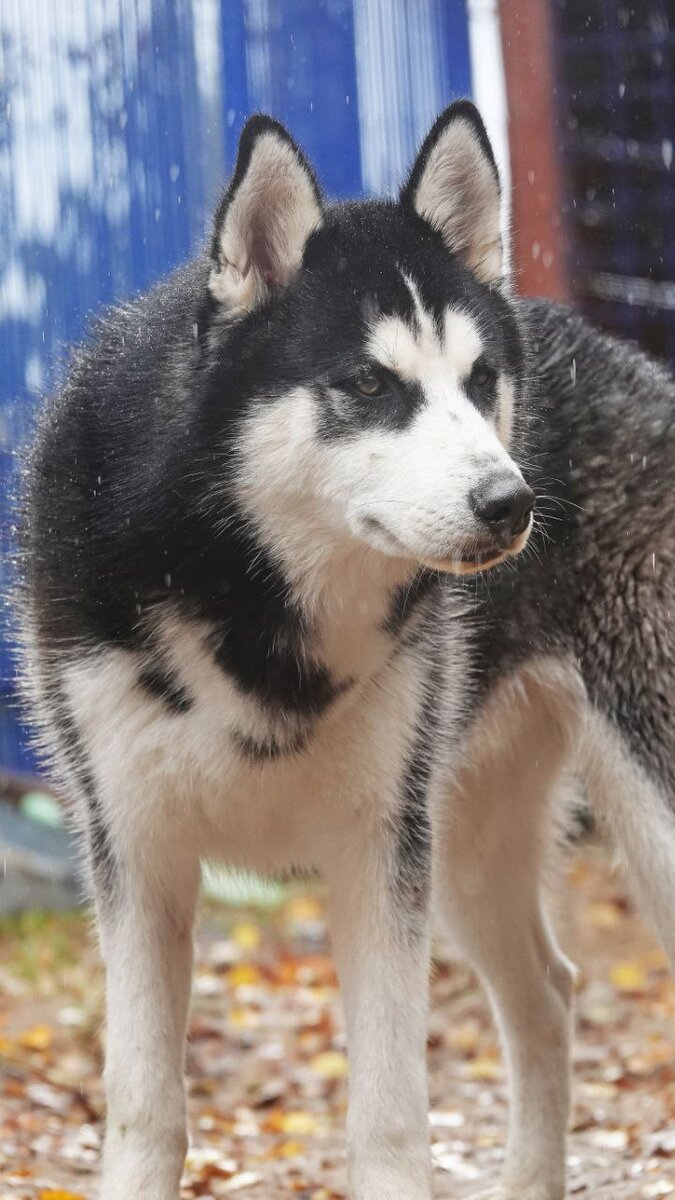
[470, 474, 535, 540]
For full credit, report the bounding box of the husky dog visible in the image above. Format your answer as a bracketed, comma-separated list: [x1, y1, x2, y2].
[17, 100, 674, 1200]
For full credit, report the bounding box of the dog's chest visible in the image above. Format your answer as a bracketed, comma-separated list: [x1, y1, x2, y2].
[61, 586, 429, 868]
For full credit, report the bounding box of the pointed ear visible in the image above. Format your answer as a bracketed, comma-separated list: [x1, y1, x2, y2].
[401, 100, 504, 285]
[209, 116, 324, 316]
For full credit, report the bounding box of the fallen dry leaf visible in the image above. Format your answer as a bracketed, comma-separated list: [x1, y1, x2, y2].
[231, 924, 262, 954]
[309, 1051, 348, 1079]
[1, 842, 675, 1199]
[610, 960, 648, 992]
[38, 1191, 87, 1200]
[19, 1025, 54, 1052]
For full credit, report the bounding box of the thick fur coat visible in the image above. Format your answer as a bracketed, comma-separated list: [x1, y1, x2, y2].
[17, 103, 674, 1200]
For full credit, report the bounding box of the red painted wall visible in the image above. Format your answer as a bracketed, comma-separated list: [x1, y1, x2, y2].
[500, 0, 569, 299]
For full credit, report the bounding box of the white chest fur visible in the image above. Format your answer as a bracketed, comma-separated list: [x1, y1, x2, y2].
[61, 583, 439, 878]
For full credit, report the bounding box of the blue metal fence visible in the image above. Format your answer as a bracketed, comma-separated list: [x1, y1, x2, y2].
[0, 0, 474, 775]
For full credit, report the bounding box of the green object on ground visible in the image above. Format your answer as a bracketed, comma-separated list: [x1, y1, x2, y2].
[201, 863, 286, 908]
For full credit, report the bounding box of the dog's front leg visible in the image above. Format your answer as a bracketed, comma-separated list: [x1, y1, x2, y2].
[96, 841, 200, 1200]
[324, 809, 432, 1200]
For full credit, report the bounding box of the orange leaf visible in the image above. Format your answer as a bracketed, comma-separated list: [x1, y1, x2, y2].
[275, 1140, 306, 1158]
[610, 961, 647, 992]
[309, 1050, 348, 1079]
[228, 1006, 260, 1029]
[463, 1056, 503, 1081]
[265, 1109, 319, 1135]
[231, 922, 261, 952]
[19, 1024, 53, 1051]
[39, 1191, 87, 1200]
[446, 1021, 481, 1055]
[228, 964, 262, 987]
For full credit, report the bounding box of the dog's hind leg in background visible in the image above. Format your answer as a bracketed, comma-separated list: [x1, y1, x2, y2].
[437, 657, 675, 1200]
[435, 661, 581, 1200]
[434, 298, 675, 1199]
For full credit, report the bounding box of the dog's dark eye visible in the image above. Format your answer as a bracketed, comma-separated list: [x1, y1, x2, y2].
[354, 369, 386, 397]
[470, 360, 495, 389]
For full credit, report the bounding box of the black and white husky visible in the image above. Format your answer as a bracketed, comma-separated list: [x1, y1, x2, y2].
[17, 101, 674, 1200]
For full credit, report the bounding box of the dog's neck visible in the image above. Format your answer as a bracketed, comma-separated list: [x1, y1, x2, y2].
[195, 506, 432, 723]
[253, 513, 425, 682]
[300, 544, 425, 682]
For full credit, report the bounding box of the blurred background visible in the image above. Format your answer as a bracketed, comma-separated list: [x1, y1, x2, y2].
[2, 0, 675, 789]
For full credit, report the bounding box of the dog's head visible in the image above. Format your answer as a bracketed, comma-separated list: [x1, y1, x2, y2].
[203, 102, 532, 577]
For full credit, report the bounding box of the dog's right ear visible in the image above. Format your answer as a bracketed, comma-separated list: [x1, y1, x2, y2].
[209, 116, 324, 317]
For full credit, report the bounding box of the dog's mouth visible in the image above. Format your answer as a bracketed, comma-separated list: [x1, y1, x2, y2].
[420, 519, 533, 576]
[459, 546, 503, 566]
[355, 512, 532, 575]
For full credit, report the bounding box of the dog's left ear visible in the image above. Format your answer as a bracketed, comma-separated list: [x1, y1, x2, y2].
[402, 100, 503, 285]
[209, 115, 324, 316]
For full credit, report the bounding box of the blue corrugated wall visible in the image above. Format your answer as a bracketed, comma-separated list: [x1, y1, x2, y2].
[0, 0, 473, 775]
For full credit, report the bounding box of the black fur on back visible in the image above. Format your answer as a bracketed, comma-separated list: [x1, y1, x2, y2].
[470, 299, 675, 791]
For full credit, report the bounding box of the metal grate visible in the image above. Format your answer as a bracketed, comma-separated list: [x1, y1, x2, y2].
[553, 0, 675, 364]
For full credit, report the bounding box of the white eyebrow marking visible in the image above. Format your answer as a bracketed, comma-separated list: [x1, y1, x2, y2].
[400, 271, 438, 345]
[365, 306, 487, 390]
[442, 310, 484, 378]
[366, 314, 425, 380]
[364, 271, 444, 381]
[363, 279, 490, 416]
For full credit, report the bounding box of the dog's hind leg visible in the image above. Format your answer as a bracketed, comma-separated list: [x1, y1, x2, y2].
[433, 659, 584, 1200]
[582, 712, 675, 968]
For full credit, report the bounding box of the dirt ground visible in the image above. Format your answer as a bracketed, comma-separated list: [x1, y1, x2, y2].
[1, 840, 674, 1199]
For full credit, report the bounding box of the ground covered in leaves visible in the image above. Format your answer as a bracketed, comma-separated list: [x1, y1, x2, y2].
[1, 841, 674, 1199]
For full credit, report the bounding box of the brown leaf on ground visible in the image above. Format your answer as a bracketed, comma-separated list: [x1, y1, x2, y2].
[1, 842, 674, 1198]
